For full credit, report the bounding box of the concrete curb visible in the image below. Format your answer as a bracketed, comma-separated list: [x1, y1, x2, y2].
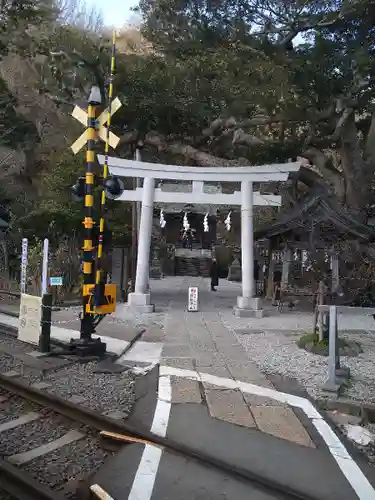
[317, 398, 374, 422]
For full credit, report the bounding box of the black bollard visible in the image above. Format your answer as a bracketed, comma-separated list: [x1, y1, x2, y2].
[39, 293, 52, 353]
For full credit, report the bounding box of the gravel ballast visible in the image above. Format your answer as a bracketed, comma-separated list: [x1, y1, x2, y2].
[0, 417, 78, 456]
[0, 395, 41, 424]
[41, 361, 135, 415]
[21, 438, 110, 489]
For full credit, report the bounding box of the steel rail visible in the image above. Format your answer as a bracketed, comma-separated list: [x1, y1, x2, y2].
[0, 458, 65, 500]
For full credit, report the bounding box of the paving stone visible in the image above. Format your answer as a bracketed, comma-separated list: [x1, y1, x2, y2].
[242, 392, 281, 406]
[205, 387, 256, 428]
[31, 381, 52, 390]
[251, 405, 315, 448]
[141, 326, 166, 342]
[171, 376, 202, 403]
[194, 352, 222, 367]
[162, 344, 192, 358]
[189, 339, 216, 351]
[162, 357, 195, 370]
[197, 363, 232, 379]
[225, 361, 274, 387]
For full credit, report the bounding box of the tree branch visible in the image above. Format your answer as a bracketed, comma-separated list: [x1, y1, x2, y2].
[143, 131, 247, 166]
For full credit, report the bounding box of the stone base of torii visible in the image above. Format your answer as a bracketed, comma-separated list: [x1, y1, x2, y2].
[98, 154, 301, 317]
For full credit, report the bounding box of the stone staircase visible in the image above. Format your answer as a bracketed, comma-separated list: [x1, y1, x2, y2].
[175, 256, 211, 277]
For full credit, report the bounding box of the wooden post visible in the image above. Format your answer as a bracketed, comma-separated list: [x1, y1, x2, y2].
[281, 246, 292, 290]
[331, 249, 340, 293]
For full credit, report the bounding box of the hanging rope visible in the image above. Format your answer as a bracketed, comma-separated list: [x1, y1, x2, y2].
[95, 30, 117, 291]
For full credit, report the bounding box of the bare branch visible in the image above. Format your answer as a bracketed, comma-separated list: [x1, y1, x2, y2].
[143, 131, 248, 167]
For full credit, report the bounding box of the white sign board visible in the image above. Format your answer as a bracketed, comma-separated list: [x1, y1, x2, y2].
[188, 287, 199, 312]
[18, 293, 42, 345]
[20, 238, 28, 294]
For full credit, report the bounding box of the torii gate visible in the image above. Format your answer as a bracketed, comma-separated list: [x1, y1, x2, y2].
[98, 155, 301, 317]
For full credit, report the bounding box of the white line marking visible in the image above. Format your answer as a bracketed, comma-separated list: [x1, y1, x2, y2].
[128, 375, 171, 500]
[8, 429, 84, 465]
[0, 412, 40, 433]
[128, 445, 163, 500]
[159, 365, 375, 500]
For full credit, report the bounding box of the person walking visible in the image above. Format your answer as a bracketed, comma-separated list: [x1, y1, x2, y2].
[210, 257, 219, 291]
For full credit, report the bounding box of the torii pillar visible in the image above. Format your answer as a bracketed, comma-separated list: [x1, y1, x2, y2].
[234, 180, 264, 318]
[127, 177, 155, 312]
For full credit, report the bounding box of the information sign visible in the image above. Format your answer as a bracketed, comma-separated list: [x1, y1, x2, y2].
[188, 287, 199, 312]
[18, 293, 42, 345]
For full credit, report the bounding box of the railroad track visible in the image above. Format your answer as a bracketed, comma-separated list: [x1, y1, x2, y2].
[0, 312, 323, 500]
[0, 384, 113, 500]
[0, 366, 322, 500]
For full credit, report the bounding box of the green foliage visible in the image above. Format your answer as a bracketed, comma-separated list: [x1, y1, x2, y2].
[297, 332, 319, 348]
[2, 0, 375, 247]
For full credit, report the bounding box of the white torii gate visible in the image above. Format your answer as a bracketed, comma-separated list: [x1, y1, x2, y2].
[98, 155, 301, 317]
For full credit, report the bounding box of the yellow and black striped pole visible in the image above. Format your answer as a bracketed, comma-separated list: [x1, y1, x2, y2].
[93, 30, 117, 308]
[80, 86, 101, 339]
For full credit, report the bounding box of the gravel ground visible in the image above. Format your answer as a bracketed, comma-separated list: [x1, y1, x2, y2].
[0, 353, 16, 374]
[0, 332, 37, 375]
[230, 327, 375, 402]
[0, 333, 34, 352]
[0, 395, 41, 424]
[21, 437, 110, 489]
[35, 361, 136, 415]
[0, 416, 77, 456]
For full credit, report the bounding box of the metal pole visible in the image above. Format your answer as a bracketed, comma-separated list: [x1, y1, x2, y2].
[80, 88, 100, 341]
[93, 30, 117, 308]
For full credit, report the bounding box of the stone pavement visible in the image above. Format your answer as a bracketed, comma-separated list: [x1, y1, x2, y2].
[118, 276, 316, 448]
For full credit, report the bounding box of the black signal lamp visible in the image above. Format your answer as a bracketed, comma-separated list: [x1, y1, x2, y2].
[103, 176, 124, 200]
[71, 177, 85, 201]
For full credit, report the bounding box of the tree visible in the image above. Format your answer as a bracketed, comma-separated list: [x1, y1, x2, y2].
[128, 0, 375, 214]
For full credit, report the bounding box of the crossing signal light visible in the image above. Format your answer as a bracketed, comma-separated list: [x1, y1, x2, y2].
[103, 176, 124, 200]
[71, 177, 85, 201]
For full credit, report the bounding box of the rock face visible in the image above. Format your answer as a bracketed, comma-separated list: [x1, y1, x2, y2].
[0, 53, 78, 181]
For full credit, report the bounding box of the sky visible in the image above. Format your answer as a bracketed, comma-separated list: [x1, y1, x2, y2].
[88, 0, 138, 28]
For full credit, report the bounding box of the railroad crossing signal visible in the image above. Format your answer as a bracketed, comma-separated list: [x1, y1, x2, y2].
[70, 97, 122, 154]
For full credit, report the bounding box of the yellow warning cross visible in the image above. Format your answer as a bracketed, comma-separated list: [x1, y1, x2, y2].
[70, 97, 122, 155]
